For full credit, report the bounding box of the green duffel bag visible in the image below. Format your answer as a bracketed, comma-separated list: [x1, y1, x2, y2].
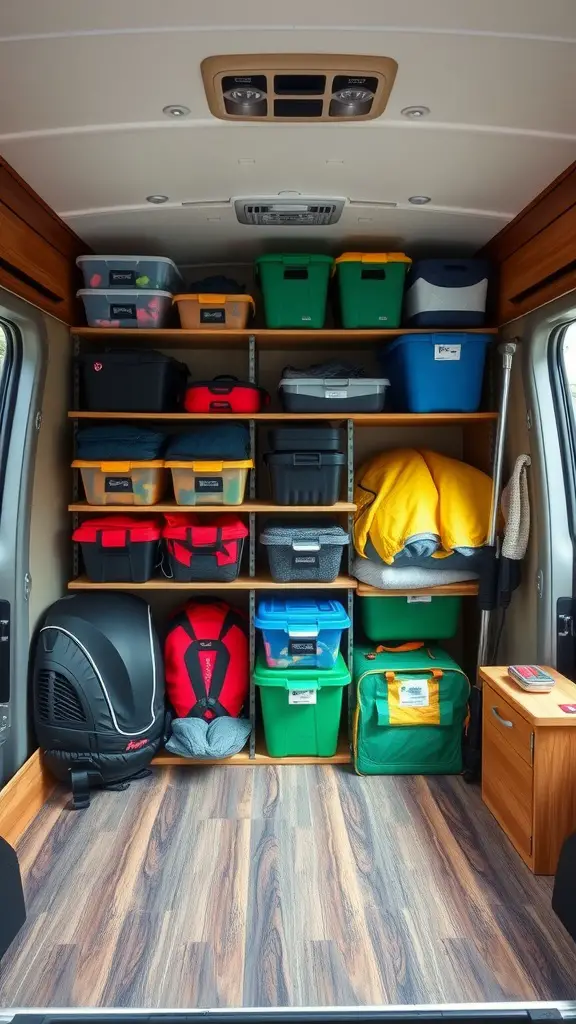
[353, 642, 470, 775]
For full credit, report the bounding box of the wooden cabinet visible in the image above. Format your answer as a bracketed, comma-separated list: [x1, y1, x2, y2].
[480, 665, 576, 875]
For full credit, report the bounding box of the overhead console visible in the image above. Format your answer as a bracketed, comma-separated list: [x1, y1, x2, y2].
[201, 53, 398, 122]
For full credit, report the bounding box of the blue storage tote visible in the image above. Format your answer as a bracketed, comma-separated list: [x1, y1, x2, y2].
[255, 598, 350, 670]
[404, 259, 490, 328]
[381, 333, 492, 413]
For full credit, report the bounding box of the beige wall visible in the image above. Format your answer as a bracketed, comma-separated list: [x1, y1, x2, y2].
[28, 314, 70, 637]
[499, 350, 538, 665]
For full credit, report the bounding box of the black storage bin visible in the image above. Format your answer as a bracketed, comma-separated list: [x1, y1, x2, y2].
[73, 516, 162, 583]
[162, 514, 248, 582]
[80, 349, 188, 412]
[76, 425, 167, 461]
[265, 451, 345, 505]
[267, 426, 341, 452]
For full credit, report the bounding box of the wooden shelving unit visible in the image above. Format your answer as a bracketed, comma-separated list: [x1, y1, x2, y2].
[69, 499, 357, 514]
[357, 581, 479, 598]
[68, 410, 497, 425]
[152, 730, 352, 766]
[71, 325, 499, 350]
[68, 573, 358, 591]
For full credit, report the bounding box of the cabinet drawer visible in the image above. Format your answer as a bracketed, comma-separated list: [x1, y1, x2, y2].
[484, 683, 533, 765]
[482, 717, 533, 862]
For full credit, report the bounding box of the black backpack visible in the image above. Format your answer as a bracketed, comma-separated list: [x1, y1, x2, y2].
[33, 592, 165, 808]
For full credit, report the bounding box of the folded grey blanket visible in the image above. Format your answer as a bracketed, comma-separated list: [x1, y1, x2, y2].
[282, 359, 367, 379]
[166, 717, 251, 759]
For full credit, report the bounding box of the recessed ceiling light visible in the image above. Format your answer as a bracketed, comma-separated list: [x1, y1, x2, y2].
[408, 195, 432, 205]
[401, 105, 430, 119]
[146, 194, 169, 204]
[162, 104, 191, 118]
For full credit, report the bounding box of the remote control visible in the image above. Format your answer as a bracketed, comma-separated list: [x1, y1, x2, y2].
[508, 665, 555, 691]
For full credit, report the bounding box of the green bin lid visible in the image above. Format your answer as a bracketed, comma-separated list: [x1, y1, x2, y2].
[255, 253, 334, 265]
[253, 651, 351, 689]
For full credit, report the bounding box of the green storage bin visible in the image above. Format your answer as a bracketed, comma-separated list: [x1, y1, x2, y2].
[334, 252, 411, 328]
[253, 652, 350, 757]
[255, 254, 333, 329]
[360, 594, 461, 641]
[353, 644, 470, 775]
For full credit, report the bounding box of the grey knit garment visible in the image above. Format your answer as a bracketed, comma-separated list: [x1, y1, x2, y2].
[165, 717, 251, 759]
[501, 454, 531, 560]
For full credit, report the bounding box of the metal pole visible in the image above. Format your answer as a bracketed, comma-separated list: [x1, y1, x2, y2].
[476, 341, 517, 671]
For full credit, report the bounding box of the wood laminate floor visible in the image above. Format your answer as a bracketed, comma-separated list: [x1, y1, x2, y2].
[1, 765, 576, 1007]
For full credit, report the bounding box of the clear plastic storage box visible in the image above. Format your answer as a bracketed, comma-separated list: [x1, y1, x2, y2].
[76, 255, 182, 292]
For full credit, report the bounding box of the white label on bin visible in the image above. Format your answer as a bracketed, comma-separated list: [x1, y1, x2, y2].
[406, 595, 432, 604]
[195, 477, 224, 493]
[399, 681, 429, 708]
[326, 389, 347, 399]
[434, 343, 461, 361]
[110, 303, 137, 320]
[289, 689, 317, 705]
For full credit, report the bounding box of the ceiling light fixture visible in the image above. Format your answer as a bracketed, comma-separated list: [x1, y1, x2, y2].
[162, 104, 191, 118]
[408, 195, 432, 205]
[223, 86, 267, 117]
[330, 85, 375, 118]
[146, 195, 169, 204]
[401, 105, 430, 119]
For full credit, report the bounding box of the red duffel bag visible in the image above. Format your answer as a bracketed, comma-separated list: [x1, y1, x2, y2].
[184, 375, 270, 413]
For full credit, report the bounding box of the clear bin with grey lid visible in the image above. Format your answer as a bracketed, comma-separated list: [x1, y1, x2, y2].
[77, 289, 173, 329]
[77, 255, 182, 293]
[261, 519, 349, 583]
[279, 376, 390, 413]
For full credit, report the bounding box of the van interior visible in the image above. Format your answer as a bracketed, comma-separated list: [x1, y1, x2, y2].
[1, 1, 576, 1017]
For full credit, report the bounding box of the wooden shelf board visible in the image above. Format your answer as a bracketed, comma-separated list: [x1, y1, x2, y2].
[68, 574, 358, 591]
[153, 732, 351, 766]
[71, 326, 499, 351]
[356, 581, 479, 597]
[68, 410, 498, 425]
[68, 500, 356, 514]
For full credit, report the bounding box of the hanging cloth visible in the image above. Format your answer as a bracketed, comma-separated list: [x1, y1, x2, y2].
[501, 454, 531, 560]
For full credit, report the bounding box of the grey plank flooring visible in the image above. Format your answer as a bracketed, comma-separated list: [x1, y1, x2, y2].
[0, 765, 575, 1007]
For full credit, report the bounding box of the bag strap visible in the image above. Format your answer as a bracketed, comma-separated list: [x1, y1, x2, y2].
[384, 667, 443, 683]
[70, 766, 95, 809]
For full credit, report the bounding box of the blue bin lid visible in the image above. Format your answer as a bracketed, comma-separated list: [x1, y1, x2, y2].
[254, 598, 350, 633]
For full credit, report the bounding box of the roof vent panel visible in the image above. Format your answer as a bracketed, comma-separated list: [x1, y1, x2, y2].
[234, 197, 345, 226]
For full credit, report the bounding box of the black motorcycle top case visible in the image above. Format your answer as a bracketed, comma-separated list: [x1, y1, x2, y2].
[33, 592, 165, 794]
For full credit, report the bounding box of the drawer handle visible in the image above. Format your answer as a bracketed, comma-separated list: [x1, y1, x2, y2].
[491, 706, 514, 728]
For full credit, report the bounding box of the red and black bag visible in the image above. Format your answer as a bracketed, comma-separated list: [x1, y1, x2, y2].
[73, 515, 162, 583]
[184, 375, 270, 414]
[162, 514, 247, 582]
[164, 601, 249, 720]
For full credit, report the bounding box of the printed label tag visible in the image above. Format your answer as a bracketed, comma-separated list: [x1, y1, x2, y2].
[292, 554, 320, 568]
[434, 343, 461, 361]
[399, 680, 430, 708]
[200, 308, 226, 324]
[195, 477, 224, 493]
[326, 389, 347, 399]
[105, 476, 133, 493]
[407, 595, 432, 604]
[288, 637, 317, 657]
[110, 303, 137, 320]
[109, 270, 136, 286]
[559, 703, 576, 714]
[288, 689, 317, 705]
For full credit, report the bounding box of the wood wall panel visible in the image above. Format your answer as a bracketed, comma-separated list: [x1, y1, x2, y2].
[0, 156, 86, 323]
[480, 160, 576, 324]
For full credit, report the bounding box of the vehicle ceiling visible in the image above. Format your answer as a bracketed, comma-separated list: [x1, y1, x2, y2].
[0, 0, 575, 264]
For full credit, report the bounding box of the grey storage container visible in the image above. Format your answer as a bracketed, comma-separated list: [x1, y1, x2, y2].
[77, 289, 173, 329]
[77, 254, 182, 293]
[267, 426, 341, 452]
[261, 519, 349, 582]
[279, 376, 390, 412]
[265, 451, 345, 505]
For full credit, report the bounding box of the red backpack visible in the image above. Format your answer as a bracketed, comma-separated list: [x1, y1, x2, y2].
[164, 601, 248, 720]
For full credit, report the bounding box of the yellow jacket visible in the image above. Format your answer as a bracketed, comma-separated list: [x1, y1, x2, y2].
[354, 448, 492, 565]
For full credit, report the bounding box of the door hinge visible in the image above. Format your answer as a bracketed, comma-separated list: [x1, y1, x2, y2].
[24, 572, 32, 601]
[558, 612, 574, 637]
[530, 731, 534, 766]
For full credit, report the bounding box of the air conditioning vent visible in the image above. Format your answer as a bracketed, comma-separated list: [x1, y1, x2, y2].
[235, 197, 345, 226]
[36, 670, 87, 724]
